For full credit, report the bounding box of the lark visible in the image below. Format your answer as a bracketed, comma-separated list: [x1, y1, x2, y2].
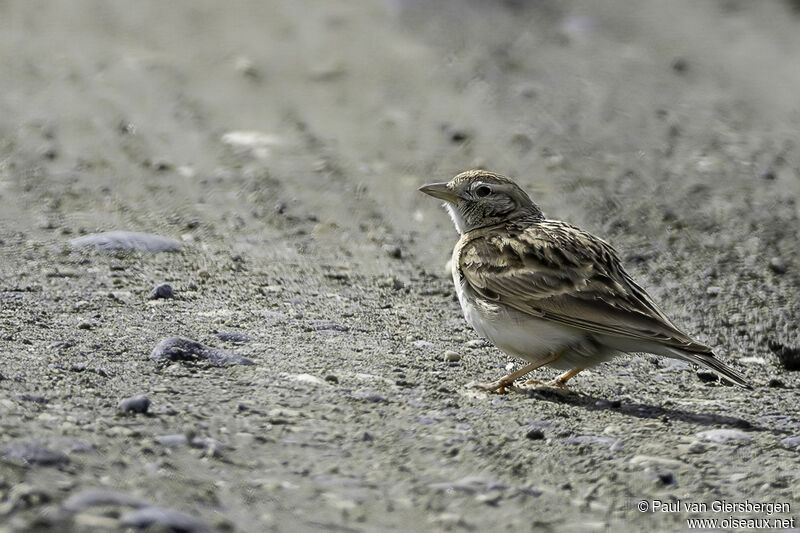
[419, 170, 751, 392]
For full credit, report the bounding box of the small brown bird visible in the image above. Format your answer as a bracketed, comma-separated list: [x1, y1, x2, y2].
[419, 170, 751, 392]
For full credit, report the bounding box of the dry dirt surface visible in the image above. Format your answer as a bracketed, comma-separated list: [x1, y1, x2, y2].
[1, 1, 800, 532]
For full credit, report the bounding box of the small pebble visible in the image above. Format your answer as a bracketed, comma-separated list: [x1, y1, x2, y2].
[234, 55, 260, 78]
[70, 231, 182, 253]
[696, 429, 752, 444]
[63, 489, 146, 512]
[439, 122, 471, 144]
[525, 428, 545, 440]
[701, 267, 717, 278]
[768, 257, 787, 274]
[780, 436, 800, 448]
[768, 378, 784, 388]
[696, 370, 719, 383]
[150, 337, 254, 366]
[671, 57, 689, 73]
[657, 472, 677, 486]
[706, 286, 721, 297]
[120, 506, 210, 532]
[412, 340, 435, 350]
[1, 441, 70, 467]
[382, 244, 403, 259]
[465, 339, 487, 348]
[294, 373, 325, 386]
[594, 399, 622, 408]
[687, 441, 707, 454]
[117, 395, 150, 415]
[443, 350, 461, 362]
[758, 168, 776, 180]
[629, 455, 684, 468]
[148, 283, 174, 300]
[352, 391, 388, 403]
[40, 145, 59, 160]
[155, 434, 189, 446]
[150, 158, 172, 172]
[475, 490, 504, 506]
[767, 340, 800, 371]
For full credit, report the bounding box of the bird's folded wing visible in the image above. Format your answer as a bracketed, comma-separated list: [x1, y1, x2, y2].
[459, 223, 713, 354]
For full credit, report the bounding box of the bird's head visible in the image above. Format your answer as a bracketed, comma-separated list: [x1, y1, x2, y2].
[418, 170, 543, 234]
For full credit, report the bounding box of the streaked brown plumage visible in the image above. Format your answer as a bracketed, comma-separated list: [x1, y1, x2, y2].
[419, 169, 751, 392]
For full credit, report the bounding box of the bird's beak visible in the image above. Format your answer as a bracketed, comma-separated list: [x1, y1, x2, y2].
[418, 182, 460, 204]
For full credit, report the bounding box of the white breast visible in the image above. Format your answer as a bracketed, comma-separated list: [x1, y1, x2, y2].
[451, 262, 583, 365]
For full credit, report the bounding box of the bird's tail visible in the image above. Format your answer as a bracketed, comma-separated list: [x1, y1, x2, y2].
[665, 348, 752, 389]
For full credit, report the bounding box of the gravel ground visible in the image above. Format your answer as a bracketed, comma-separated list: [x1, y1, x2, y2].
[1, 1, 799, 531]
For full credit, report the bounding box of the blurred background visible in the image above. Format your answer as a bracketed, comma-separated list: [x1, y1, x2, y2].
[2, 2, 800, 531]
[2, 0, 799, 271]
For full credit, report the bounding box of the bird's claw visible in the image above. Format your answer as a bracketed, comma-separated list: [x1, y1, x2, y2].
[466, 380, 512, 394]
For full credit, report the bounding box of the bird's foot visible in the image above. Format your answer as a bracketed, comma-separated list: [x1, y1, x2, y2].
[466, 379, 514, 394]
[544, 378, 572, 390]
[512, 378, 574, 396]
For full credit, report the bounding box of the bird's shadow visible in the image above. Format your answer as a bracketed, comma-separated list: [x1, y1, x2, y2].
[517, 386, 777, 434]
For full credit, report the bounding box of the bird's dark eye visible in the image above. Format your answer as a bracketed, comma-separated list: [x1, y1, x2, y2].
[474, 185, 492, 198]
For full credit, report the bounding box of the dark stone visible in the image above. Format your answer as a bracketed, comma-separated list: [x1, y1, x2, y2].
[120, 506, 210, 532]
[525, 428, 545, 440]
[449, 130, 469, 143]
[151, 337, 254, 366]
[696, 370, 719, 383]
[382, 244, 403, 259]
[63, 489, 147, 512]
[768, 257, 787, 274]
[1, 441, 70, 467]
[148, 284, 174, 299]
[40, 145, 59, 160]
[657, 472, 677, 486]
[671, 57, 689, 73]
[768, 340, 800, 371]
[117, 395, 150, 414]
[768, 378, 785, 388]
[70, 231, 182, 253]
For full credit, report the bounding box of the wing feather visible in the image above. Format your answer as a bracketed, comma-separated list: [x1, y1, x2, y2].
[459, 221, 712, 354]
